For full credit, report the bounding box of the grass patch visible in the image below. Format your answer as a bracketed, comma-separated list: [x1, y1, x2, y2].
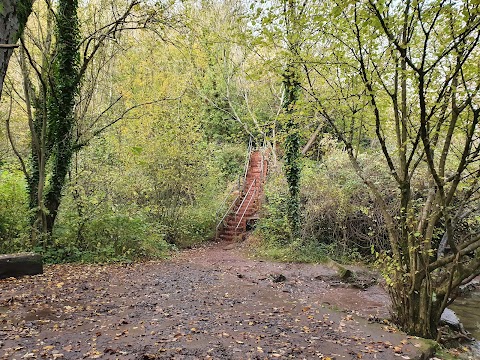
[249, 237, 334, 263]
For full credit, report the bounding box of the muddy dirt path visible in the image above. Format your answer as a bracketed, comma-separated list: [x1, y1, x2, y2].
[1, 242, 431, 359]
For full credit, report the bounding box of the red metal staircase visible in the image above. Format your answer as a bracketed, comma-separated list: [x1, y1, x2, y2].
[216, 148, 268, 241]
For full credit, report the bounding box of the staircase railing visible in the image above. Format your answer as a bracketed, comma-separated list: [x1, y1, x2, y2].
[260, 149, 264, 182]
[214, 182, 237, 225]
[241, 136, 253, 186]
[260, 135, 268, 182]
[234, 178, 257, 235]
[215, 191, 241, 240]
[215, 136, 254, 239]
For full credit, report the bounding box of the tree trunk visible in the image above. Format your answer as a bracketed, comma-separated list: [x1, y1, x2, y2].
[282, 0, 303, 240]
[0, 0, 34, 99]
[390, 280, 440, 339]
[42, 0, 79, 235]
[301, 120, 323, 155]
[283, 61, 301, 240]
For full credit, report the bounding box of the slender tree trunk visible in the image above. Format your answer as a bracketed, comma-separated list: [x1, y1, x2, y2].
[18, 3, 52, 243]
[301, 118, 322, 155]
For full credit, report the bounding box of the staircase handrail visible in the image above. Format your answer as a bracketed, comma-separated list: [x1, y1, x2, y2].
[260, 150, 264, 182]
[242, 136, 253, 186]
[234, 178, 257, 234]
[214, 136, 254, 239]
[215, 182, 237, 219]
[235, 178, 256, 217]
[215, 191, 241, 239]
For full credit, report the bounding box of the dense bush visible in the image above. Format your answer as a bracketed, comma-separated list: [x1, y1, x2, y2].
[51, 204, 171, 263]
[41, 139, 236, 261]
[254, 165, 334, 263]
[255, 147, 394, 262]
[214, 144, 246, 182]
[0, 139, 243, 262]
[301, 150, 392, 256]
[255, 168, 291, 245]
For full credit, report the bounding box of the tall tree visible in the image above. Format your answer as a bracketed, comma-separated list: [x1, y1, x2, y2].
[0, 0, 34, 99]
[282, 0, 303, 240]
[14, 0, 146, 242]
[43, 0, 80, 233]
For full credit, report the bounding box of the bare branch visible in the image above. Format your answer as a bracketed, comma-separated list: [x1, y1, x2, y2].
[73, 94, 186, 151]
[4, 94, 29, 180]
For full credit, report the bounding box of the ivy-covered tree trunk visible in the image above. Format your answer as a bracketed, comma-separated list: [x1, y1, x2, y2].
[43, 0, 80, 235]
[0, 0, 34, 99]
[282, 0, 303, 240]
[20, 0, 138, 242]
[283, 62, 301, 239]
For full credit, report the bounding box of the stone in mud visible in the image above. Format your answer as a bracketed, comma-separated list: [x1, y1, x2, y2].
[270, 273, 286, 283]
[440, 308, 469, 336]
[0, 252, 43, 279]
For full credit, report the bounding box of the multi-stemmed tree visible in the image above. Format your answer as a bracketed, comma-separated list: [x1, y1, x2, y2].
[14, 0, 149, 243]
[304, 0, 480, 338]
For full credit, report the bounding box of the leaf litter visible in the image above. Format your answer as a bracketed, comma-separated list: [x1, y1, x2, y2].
[1, 242, 431, 359]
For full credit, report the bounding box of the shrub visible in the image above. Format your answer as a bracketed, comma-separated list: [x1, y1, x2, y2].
[254, 148, 393, 263]
[255, 168, 291, 246]
[51, 206, 171, 263]
[0, 168, 29, 253]
[214, 144, 245, 182]
[301, 150, 392, 257]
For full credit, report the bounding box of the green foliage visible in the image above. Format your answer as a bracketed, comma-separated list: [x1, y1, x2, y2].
[255, 168, 291, 246]
[214, 144, 245, 181]
[301, 149, 392, 255]
[0, 168, 29, 253]
[15, 0, 35, 42]
[169, 204, 218, 248]
[0, 165, 174, 262]
[50, 210, 171, 264]
[200, 98, 244, 143]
